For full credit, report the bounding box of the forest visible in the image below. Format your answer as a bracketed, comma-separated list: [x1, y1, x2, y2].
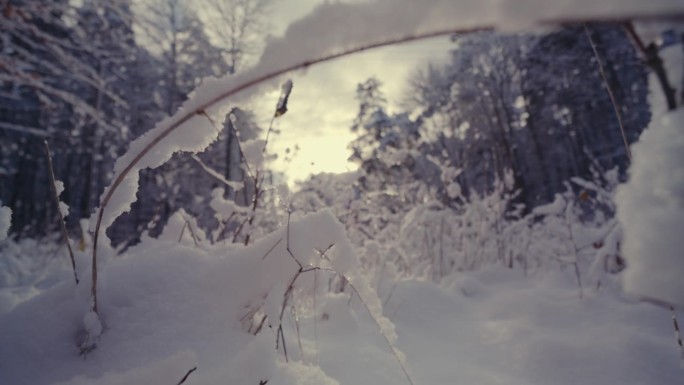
[1, 1, 684, 384]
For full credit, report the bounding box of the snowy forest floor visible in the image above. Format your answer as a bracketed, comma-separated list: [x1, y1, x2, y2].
[0, 229, 681, 385]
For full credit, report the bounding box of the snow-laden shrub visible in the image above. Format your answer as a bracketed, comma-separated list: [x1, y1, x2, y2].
[293, 163, 625, 294]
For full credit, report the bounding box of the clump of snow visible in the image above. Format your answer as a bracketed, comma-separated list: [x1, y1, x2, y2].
[54, 180, 70, 218]
[446, 182, 461, 199]
[617, 108, 684, 306]
[80, 310, 102, 351]
[533, 194, 566, 216]
[210, 188, 250, 218]
[275, 79, 294, 116]
[0, 202, 11, 241]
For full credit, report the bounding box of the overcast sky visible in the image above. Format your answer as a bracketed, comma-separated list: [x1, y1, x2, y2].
[248, 0, 453, 185]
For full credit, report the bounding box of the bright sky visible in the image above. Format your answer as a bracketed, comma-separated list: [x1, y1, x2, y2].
[248, 0, 453, 186]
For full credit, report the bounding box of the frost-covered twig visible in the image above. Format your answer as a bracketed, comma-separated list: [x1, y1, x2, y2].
[191, 154, 237, 189]
[670, 306, 684, 367]
[263, 79, 294, 153]
[44, 140, 78, 285]
[177, 220, 199, 247]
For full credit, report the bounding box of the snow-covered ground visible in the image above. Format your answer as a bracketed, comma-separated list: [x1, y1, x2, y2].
[1, 231, 681, 385]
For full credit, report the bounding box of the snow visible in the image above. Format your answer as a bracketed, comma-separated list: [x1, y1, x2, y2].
[210, 187, 249, 218]
[617, 108, 684, 307]
[532, 194, 566, 216]
[0, 239, 73, 314]
[3, 2, 684, 385]
[0, 202, 10, 241]
[52, 351, 198, 385]
[391, 267, 681, 385]
[0, 210, 388, 385]
[3, 240, 681, 385]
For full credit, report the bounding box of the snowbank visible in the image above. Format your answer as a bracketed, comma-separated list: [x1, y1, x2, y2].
[617, 108, 684, 306]
[0, 203, 10, 241]
[389, 266, 681, 385]
[0, 210, 398, 385]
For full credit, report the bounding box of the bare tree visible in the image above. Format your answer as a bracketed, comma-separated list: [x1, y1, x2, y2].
[134, 0, 227, 114]
[199, 0, 272, 74]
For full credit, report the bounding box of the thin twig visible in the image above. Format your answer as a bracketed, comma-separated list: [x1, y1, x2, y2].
[671, 306, 684, 367]
[191, 153, 237, 189]
[177, 222, 188, 243]
[44, 140, 78, 285]
[176, 367, 197, 385]
[253, 314, 267, 335]
[232, 216, 250, 243]
[181, 219, 200, 247]
[263, 115, 277, 154]
[262, 238, 283, 260]
[584, 25, 632, 160]
[214, 213, 238, 244]
[313, 267, 319, 363]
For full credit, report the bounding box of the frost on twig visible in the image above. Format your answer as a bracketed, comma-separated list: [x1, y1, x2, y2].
[274, 79, 293, 118]
[78, 310, 102, 357]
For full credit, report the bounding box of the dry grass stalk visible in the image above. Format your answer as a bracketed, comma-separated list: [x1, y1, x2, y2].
[43, 140, 79, 285]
